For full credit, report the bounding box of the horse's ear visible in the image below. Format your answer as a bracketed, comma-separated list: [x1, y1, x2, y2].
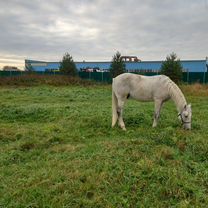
[184, 104, 187, 110]
[188, 104, 192, 113]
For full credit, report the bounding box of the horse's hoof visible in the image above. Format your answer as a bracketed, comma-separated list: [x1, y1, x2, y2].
[121, 127, 126, 131]
[152, 123, 157, 128]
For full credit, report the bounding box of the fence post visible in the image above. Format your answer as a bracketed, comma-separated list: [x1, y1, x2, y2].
[206, 57, 208, 84]
[101, 71, 104, 82]
[207, 65, 208, 84]
[203, 68, 206, 84]
[187, 70, 189, 84]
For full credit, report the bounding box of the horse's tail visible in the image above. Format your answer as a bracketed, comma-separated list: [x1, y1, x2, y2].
[112, 79, 118, 127]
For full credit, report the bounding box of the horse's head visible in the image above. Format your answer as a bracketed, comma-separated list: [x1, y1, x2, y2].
[179, 104, 192, 130]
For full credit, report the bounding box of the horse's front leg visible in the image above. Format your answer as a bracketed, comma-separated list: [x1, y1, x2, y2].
[117, 99, 126, 131]
[152, 99, 163, 128]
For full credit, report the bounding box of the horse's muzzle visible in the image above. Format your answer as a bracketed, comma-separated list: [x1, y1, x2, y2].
[183, 123, 191, 130]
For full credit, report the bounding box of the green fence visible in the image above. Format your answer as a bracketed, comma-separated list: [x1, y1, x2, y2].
[0, 71, 208, 84]
[78, 71, 111, 83]
[182, 72, 208, 84]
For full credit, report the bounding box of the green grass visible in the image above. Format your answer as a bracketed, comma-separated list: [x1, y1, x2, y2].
[0, 85, 208, 207]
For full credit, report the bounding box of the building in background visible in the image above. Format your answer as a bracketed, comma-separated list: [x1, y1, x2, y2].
[121, 56, 141, 62]
[3, 66, 21, 71]
[25, 58, 207, 73]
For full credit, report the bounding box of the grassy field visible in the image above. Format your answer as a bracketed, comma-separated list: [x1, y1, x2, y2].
[0, 82, 208, 207]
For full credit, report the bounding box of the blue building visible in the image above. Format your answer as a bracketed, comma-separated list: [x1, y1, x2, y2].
[25, 59, 207, 73]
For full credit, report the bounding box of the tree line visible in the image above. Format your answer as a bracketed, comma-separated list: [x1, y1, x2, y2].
[58, 51, 183, 83]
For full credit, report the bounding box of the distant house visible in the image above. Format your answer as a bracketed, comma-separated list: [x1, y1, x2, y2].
[3, 66, 21, 71]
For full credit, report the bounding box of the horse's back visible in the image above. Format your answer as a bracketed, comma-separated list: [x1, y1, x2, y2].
[113, 73, 169, 89]
[113, 73, 170, 101]
[113, 73, 169, 82]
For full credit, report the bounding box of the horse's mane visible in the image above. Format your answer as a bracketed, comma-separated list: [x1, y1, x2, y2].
[166, 78, 187, 112]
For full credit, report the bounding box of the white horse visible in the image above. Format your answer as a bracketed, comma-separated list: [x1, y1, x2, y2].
[112, 73, 192, 130]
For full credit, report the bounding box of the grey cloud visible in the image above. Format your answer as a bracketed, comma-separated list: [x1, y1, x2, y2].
[0, 0, 208, 68]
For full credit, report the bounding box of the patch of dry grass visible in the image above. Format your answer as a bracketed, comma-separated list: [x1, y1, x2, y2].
[181, 83, 208, 96]
[0, 74, 96, 87]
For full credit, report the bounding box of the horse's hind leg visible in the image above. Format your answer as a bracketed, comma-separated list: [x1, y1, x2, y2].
[117, 98, 126, 131]
[153, 99, 163, 127]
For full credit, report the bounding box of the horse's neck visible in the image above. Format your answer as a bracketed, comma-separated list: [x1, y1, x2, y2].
[167, 81, 187, 113]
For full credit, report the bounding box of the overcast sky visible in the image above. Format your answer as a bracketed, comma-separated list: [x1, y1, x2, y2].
[0, 0, 208, 69]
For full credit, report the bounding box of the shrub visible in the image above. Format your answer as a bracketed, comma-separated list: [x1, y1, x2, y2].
[161, 53, 183, 83]
[59, 53, 78, 76]
[110, 51, 126, 78]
